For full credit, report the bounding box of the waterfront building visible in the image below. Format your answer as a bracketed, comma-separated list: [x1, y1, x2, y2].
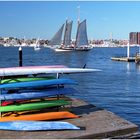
[129, 32, 140, 45]
[137, 32, 140, 45]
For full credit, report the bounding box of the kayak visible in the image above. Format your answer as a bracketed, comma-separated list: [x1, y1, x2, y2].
[1, 76, 55, 84]
[0, 66, 101, 77]
[1, 95, 72, 106]
[0, 87, 76, 101]
[0, 78, 77, 90]
[0, 111, 79, 122]
[0, 121, 80, 131]
[0, 99, 70, 112]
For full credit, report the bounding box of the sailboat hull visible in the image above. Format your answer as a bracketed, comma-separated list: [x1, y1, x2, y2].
[55, 46, 91, 52]
[75, 47, 91, 51]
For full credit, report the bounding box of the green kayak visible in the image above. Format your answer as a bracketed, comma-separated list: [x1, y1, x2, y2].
[1, 77, 55, 84]
[0, 99, 70, 112]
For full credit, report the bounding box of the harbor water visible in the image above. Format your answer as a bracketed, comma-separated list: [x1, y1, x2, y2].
[0, 46, 140, 129]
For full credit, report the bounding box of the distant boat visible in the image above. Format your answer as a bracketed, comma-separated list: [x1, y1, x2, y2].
[34, 38, 41, 51]
[21, 37, 27, 47]
[21, 43, 27, 47]
[52, 19, 91, 52]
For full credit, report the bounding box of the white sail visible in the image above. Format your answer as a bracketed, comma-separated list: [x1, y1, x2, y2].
[48, 24, 64, 45]
[34, 38, 41, 51]
[63, 20, 73, 46]
[75, 19, 88, 48]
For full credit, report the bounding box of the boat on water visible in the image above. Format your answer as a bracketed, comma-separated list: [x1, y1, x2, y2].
[34, 38, 41, 51]
[49, 19, 91, 52]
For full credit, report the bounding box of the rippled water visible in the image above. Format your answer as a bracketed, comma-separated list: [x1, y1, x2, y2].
[0, 46, 140, 129]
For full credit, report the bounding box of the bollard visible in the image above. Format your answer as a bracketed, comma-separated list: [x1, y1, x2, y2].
[19, 47, 22, 66]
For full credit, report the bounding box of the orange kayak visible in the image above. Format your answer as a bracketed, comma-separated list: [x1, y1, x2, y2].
[0, 111, 79, 122]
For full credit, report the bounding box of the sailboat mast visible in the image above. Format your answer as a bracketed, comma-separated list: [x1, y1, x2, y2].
[63, 20, 73, 47]
[63, 20, 68, 46]
[75, 22, 80, 48]
[75, 6, 80, 48]
[77, 6, 80, 26]
[75, 19, 88, 48]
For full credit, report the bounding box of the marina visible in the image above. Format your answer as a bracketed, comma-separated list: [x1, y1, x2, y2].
[1, 1, 140, 138]
[0, 46, 140, 138]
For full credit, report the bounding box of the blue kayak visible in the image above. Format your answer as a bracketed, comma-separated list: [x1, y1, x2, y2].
[0, 88, 77, 101]
[0, 78, 77, 90]
[0, 121, 80, 131]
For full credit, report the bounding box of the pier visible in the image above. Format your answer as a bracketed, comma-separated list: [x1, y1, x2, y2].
[111, 57, 135, 62]
[111, 42, 136, 62]
[0, 97, 138, 139]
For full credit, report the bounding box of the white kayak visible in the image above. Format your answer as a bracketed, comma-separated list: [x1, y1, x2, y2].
[0, 66, 101, 77]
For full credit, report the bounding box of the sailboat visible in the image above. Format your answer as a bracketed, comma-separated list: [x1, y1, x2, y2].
[34, 38, 41, 51]
[50, 19, 91, 52]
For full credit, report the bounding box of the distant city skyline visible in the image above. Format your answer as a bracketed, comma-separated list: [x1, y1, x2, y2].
[0, 1, 140, 40]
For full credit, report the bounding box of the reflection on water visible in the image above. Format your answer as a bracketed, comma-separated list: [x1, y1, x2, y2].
[136, 63, 140, 73]
[126, 62, 130, 74]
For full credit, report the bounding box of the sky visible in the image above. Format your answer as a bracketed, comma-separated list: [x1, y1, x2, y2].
[0, 1, 140, 40]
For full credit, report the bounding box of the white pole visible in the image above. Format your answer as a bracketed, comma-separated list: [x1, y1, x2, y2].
[127, 41, 130, 58]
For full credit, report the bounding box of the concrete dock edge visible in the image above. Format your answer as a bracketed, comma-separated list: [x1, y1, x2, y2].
[0, 98, 138, 139]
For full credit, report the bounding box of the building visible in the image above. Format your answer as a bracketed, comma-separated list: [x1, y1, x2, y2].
[137, 32, 140, 45]
[129, 32, 140, 45]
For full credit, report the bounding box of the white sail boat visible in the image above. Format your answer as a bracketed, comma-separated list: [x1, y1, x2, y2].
[34, 38, 41, 51]
[50, 19, 91, 51]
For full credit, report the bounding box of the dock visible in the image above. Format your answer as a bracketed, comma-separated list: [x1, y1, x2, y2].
[0, 98, 138, 139]
[111, 57, 135, 62]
